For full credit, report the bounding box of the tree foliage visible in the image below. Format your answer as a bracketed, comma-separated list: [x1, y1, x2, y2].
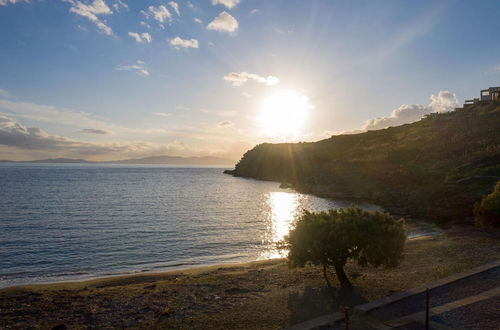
[474, 180, 500, 227]
[279, 207, 406, 287]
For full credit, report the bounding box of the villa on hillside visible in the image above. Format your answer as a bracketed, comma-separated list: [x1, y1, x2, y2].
[465, 86, 500, 105]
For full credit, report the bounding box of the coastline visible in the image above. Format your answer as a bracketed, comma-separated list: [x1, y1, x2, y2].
[2, 224, 498, 329]
[0, 221, 437, 292]
[1, 223, 436, 292]
[0, 258, 281, 292]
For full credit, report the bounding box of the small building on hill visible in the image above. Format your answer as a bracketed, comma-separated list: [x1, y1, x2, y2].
[465, 86, 500, 105]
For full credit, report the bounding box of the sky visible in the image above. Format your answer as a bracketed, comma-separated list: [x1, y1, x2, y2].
[0, 0, 499, 161]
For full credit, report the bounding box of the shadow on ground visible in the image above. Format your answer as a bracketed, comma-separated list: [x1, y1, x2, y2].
[287, 285, 367, 325]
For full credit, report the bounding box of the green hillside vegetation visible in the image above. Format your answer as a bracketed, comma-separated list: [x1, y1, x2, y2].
[474, 181, 500, 227]
[226, 102, 500, 223]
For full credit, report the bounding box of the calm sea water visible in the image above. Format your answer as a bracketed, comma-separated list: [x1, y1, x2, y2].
[0, 163, 379, 288]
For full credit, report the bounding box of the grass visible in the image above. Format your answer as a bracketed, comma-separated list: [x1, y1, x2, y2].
[1, 222, 499, 329]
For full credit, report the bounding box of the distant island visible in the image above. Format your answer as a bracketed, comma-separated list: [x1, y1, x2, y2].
[0, 155, 236, 166]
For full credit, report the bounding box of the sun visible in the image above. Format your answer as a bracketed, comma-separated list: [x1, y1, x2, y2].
[259, 89, 311, 138]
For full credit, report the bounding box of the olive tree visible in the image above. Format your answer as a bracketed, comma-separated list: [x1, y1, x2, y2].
[279, 207, 406, 288]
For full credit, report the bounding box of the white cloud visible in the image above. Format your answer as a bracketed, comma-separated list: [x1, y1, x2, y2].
[115, 60, 150, 76]
[242, 92, 252, 98]
[112, 0, 127, 11]
[168, 1, 180, 16]
[223, 72, 279, 87]
[194, 18, 203, 25]
[207, 11, 238, 33]
[140, 21, 151, 29]
[141, 32, 152, 43]
[128, 32, 152, 43]
[148, 5, 172, 23]
[211, 0, 239, 9]
[218, 120, 234, 128]
[0, 0, 30, 5]
[187, 1, 194, 9]
[64, 0, 114, 36]
[363, 91, 459, 130]
[250, 8, 259, 14]
[170, 37, 199, 49]
[152, 112, 171, 117]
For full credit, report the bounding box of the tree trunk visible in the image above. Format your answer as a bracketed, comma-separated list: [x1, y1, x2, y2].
[323, 264, 332, 288]
[333, 262, 352, 288]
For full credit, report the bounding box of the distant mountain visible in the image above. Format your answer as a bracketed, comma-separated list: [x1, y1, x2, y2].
[30, 158, 91, 163]
[108, 155, 235, 166]
[1, 155, 235, 166]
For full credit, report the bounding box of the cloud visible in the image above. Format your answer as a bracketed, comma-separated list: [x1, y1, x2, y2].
[0, 114, 80, 150]
[140, 21, 151, 29]
[115, 60, 149, 76]
[223, 72, 279, 87]
[363, 91, 459, 130]
[0, 114, 122, 153]
[79, 128, 112, 134]
[170, 37, 199, 49]
[218, 120, 234, 128]
[211, 0, 239, 9]
[194, 18, 203, 25]
[0, 88, 11, 98]
[250, 9, 259, 14]
[112, 0, 127, 11]
[128, 32, 152, 43]
[64, 0, 114, 36]
[0, 98, 112, 130]
[152, 112, 171, 117]
[201, 109, 237, 117]
[141, 33, 152, 43]
[168, 1, 180, 16]
[0, 115, 196, 159]
[0, 0, 30, 5]
[148, 5, 172, 23]
[207, 11, 238, 33]
[495, 64, 500, 72]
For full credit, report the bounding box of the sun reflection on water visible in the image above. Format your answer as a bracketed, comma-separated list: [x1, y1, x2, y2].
[260, 191, 301, 259]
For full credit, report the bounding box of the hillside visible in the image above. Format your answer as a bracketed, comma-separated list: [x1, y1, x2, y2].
[226, 102, 500, 223]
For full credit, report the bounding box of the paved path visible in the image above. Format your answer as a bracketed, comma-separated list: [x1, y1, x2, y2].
[286, 261, 500, 330]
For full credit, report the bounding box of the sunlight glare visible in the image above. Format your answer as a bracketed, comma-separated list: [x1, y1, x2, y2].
[260, 90, 311, 139]
[260, 191, 300, 259]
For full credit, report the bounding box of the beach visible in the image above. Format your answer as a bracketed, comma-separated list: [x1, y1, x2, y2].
[1, 223, 498, 329]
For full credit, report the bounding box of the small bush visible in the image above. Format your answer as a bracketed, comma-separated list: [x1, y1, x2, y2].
[474, 181, 500, 227]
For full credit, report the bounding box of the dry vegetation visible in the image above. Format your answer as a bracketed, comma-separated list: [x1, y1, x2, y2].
[1, 222, 499, 329]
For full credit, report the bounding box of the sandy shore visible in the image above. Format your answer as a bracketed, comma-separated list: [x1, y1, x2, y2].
[1, 223, 499, 329]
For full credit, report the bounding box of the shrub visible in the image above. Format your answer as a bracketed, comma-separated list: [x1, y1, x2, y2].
[474, 181, 500, 227]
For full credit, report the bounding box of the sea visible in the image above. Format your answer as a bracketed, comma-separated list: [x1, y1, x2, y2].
[0, 163, 380, 288]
